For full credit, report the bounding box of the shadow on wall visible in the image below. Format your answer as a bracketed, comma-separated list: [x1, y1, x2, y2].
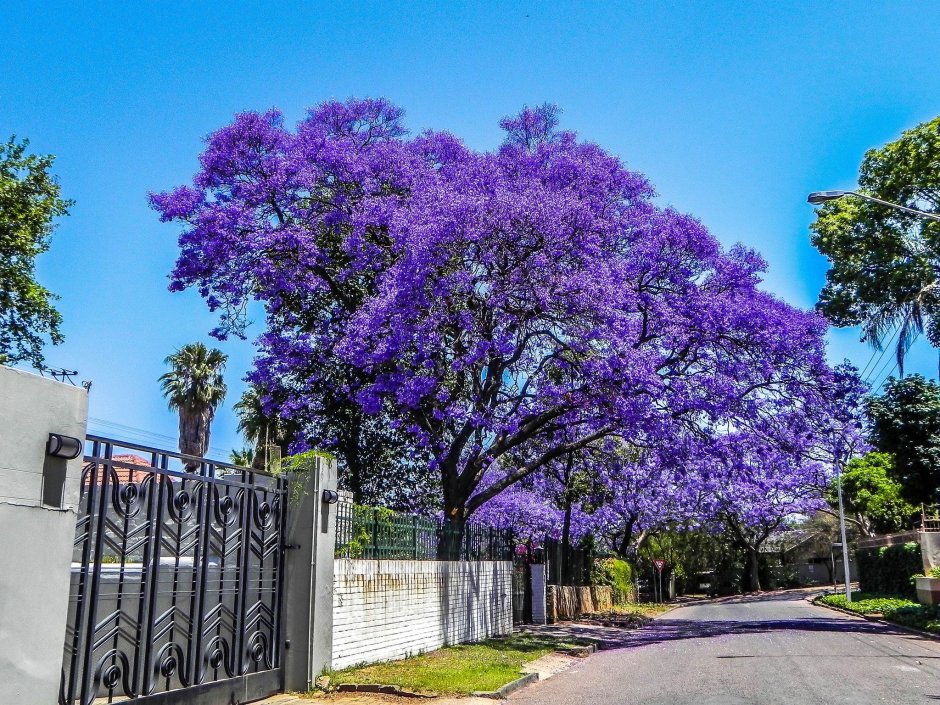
[438, 561, 505, 648]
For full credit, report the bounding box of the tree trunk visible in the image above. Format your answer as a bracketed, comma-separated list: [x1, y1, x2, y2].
[179, 407, 211, 470]
[437, 458, 468, 559]
[561, 501, 573, 585]
[615, 516, 637, 559]
[747, 547, 761, 592]
[437, 511, 466, 560]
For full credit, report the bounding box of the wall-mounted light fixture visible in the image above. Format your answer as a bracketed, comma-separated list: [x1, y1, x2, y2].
[47, 433, 83, 460]
[321, 489, 339, 505]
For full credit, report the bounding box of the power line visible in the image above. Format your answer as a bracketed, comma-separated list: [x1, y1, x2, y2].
[87, 416, 233, 458]
[872, 358, 902, 394]
[859, 321, 902, 381]
[868, 350, 898, 391]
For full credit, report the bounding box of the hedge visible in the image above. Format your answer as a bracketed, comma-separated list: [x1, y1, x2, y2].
[855, 542, 921, 598]
[593, 557, 634, 604]
[817, 592, 939, 634]
[817, 592, 917, 615]
[883, 603, 940, 633]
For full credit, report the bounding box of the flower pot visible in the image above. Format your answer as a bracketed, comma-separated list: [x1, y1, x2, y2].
[915, 576, 940, 606]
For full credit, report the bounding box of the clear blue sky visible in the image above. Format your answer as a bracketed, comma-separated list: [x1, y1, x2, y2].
[3, 2, 940, 459]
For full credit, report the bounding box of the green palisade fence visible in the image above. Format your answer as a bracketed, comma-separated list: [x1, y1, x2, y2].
[335, 504, 513, 561]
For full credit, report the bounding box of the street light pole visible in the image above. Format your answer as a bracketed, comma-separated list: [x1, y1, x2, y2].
[834, 462, 853, 603]
[806, 186, 940, 602]
[807, 190, 940, 222]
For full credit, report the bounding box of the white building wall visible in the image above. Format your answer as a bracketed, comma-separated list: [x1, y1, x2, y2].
[332, 559, 513, 669]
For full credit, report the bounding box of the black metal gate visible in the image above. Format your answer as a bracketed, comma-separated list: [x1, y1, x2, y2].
[59, 436, 288, 705]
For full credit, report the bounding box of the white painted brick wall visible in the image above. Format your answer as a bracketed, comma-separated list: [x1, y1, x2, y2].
[332, 559, 513, 669]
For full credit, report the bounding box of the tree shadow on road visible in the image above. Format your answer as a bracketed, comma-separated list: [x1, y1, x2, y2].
[598, 617, 937, 650]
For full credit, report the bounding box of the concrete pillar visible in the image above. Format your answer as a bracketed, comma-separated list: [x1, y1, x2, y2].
[530, 563, 547, 624]
[0, 366, 89, 705]
[920, 531, 940, 572]
[282, 454, 338, 692]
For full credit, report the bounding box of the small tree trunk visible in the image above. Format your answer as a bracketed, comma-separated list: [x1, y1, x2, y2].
[747, 547, 761, 592]
[251, 447, 266, 471]
[561, 501, 573, 585]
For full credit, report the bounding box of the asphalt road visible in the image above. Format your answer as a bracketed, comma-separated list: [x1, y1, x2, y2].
[509, 590, 940, 705]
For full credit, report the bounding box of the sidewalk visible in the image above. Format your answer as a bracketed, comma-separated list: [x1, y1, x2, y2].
[260, 693, 495, 704]
[254, 600, 707, 705]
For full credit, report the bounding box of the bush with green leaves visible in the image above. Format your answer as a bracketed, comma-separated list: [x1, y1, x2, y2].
[593, 558, 635, 604]
[818, 592, 939, 633]
[883, 603, 940, 632]
[855, 542, 921, 598]
[817, 592, 918, 615]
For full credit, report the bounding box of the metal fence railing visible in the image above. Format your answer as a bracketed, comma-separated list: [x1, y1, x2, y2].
[921, 505, 940, 533]
[542, 536, 592, 586]
[335, 503, 514, 561]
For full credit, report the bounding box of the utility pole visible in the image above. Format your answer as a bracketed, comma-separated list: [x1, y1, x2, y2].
[834, 462, 853, 602]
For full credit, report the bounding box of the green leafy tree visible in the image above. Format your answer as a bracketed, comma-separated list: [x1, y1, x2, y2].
[811, 116, 940, 372]
[827, 452, 916, 536]
[0, 136, 72, 368]
[159, 343, 228, 459]
[868, 375, 940, 505]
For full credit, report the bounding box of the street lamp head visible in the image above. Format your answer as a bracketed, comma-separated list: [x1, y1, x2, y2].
[807, 190, 850, 205]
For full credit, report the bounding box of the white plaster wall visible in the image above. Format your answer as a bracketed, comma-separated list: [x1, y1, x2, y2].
[0, 365, 88, 705]
[332, 559, 512, 669]
[530, 563, 547, 625]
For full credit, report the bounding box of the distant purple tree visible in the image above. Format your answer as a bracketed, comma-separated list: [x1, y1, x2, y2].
[153, 98, 837, 551]
[586, 440, 709, 559]
[699, 364, 869, 591]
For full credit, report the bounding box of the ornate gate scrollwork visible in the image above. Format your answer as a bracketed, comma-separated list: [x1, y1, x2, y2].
[59, 436, 288, 705]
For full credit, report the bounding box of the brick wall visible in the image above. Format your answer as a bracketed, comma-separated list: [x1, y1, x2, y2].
[332, 559, 513, 669]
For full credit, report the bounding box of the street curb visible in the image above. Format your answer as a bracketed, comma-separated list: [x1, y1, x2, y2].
[471, 672, 539, 699]
[557, 643, 597, 657]
[811, 595, 940, 642]
[335, 683, 437, 698]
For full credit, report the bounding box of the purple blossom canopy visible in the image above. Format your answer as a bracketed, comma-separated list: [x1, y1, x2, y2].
[153, 98, 848, 529]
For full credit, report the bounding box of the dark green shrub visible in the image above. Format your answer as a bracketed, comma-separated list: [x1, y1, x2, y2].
[818, 592, 917, 614]
[855, 542, 921, 598]
[883, 603, 939, 631]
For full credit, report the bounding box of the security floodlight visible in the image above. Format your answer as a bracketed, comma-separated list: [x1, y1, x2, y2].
[46, 433, 83, 460]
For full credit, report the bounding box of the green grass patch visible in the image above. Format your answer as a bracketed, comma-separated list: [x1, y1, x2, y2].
[325, 633, 591, 695]
[607, 602, 673, 618]
[817, 592, 917, 615]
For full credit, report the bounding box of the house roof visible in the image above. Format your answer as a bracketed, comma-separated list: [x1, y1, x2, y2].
[82, 454, 154, 486]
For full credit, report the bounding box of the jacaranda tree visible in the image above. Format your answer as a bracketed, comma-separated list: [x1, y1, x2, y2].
[153, 99, 840, 550]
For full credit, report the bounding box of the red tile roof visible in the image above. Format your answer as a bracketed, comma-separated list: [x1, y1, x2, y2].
[82, 454, 154, 486]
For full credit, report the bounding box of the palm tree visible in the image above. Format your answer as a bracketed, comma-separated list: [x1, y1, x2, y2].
[159, 342, 227, 459]
[234, 384, 294, 470]
[230, 447, 255, 467]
